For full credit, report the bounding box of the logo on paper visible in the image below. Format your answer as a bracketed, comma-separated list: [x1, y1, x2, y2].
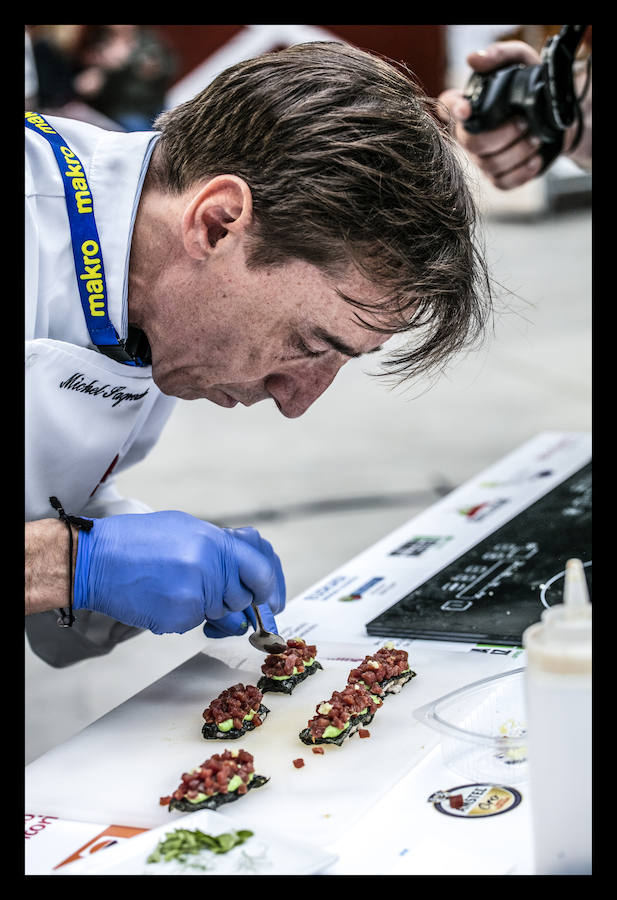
[389, 535, 453, 557]
[53, 824, 148, 869]
[457, 498, 509, 522]
[480, 468, 553, 488]
[338, 576, 385, 602]
[303, 575, 353, 602]
[428, 783, 522, 818]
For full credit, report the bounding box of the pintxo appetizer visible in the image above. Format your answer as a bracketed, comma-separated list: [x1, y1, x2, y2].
[257, 637, 323, 695]
[347, 643, 416, 697]
[202, 683, 269, 740]
[299, 682, 383, 747]
[163, 748, 269, 813]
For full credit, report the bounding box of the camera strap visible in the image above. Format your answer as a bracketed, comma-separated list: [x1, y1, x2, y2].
[543, 25, 588, 131]
[556, 25, 587, 58]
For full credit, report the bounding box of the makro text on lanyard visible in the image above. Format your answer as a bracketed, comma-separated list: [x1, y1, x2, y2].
[25, 111, 147, 366]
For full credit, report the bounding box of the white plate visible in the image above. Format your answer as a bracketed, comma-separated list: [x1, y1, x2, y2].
[50, 807, 338, 876]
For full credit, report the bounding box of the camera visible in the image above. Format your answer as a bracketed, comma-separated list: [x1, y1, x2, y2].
[463, 25, 588, 170]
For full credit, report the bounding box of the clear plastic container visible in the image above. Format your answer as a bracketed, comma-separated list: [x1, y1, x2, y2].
[414, 668, 527, 784]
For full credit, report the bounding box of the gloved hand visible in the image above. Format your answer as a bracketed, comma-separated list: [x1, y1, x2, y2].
[73, 511, 286, 636]
[203, 526, 285, 638]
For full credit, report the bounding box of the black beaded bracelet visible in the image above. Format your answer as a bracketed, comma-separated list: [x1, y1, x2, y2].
[49, 496, 93, 627]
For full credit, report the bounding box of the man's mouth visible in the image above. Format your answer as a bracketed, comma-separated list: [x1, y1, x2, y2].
[217, 387, 272, 408]
[205, 388, 239, 408]
[218, 390, 239, 408]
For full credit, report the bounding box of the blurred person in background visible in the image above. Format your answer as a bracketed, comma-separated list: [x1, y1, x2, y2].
[73, 25, 176, 131]
[25, 28, 39, 108]
[437, 38, 592, 190]
[27, 24, 126, 131]
[28, 24, 86, 111]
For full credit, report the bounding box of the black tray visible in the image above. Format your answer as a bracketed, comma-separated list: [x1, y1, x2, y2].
[366, 463, 591, 646]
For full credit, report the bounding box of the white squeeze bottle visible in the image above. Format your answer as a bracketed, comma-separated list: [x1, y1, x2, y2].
[522, 558, 592, 874]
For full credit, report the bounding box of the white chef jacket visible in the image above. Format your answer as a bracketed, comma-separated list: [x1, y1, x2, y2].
[25, 115, 177, 666]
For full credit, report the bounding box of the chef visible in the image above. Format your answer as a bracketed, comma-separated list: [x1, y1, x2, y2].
[25, 42, 492, 668]
[25, 109, 289, 667]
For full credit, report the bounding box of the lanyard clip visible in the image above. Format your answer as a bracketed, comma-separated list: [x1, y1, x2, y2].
[97, 327, 152, 366]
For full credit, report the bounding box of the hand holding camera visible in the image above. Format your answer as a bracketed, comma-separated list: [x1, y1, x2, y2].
[438, 26, 590, 191]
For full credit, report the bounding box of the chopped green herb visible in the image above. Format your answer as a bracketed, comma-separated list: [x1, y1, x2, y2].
[147, 828, 254, 864]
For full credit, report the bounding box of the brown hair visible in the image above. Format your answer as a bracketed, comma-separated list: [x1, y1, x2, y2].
[153, 41, 493, 383]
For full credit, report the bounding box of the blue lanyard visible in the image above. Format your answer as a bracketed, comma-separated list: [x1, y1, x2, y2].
[25, 111, 146, 366]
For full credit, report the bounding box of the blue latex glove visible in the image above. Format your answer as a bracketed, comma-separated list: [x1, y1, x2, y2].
[73, 511, 286, 636]
[202, 526, 285, 638]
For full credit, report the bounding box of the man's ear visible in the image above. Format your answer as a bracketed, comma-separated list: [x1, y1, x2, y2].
[181, 175, 253, 260]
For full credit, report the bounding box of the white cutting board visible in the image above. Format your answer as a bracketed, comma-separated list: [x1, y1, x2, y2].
[25, 643, 513, 845]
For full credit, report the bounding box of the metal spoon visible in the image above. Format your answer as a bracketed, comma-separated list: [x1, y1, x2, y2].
[248, 602, 287, 655]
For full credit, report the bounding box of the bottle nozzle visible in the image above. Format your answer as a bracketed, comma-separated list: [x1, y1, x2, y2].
[524, 558, 591, 671]
[563, 558, 590, 617]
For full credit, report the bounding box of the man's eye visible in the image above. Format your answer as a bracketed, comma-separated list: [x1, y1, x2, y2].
[294, 337, 328, 359]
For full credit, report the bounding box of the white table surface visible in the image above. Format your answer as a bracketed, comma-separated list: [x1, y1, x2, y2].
[25, 432, 590, 875]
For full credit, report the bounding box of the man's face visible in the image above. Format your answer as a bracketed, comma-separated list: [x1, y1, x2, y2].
[149, 249, 391, 418]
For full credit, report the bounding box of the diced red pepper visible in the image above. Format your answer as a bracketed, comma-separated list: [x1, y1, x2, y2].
[293, 758, 305, 768]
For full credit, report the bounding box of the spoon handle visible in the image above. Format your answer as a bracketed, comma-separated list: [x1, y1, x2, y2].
[251, 601, 266, 634]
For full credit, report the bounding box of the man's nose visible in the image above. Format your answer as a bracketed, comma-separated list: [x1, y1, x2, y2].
[265, 359, 344, 418]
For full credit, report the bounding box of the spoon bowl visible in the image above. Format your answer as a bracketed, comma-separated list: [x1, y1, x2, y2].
[248, 602, 287, 655]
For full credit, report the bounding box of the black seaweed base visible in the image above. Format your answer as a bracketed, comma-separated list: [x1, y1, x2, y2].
[257, 661, 323, 695]
[299, 710, 376, 747]
[201, 704, 270, 740]
[168, 774, 270, 813]
[380, 670, 416, 695]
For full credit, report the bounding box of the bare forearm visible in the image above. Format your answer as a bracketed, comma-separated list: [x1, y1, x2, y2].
[25, 519, 78, 615]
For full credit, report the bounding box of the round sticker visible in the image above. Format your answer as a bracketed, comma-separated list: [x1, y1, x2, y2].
[428, 783, 522, 819]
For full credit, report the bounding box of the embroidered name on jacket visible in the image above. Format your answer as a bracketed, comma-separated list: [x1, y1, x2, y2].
[59, 372, 150, 407]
